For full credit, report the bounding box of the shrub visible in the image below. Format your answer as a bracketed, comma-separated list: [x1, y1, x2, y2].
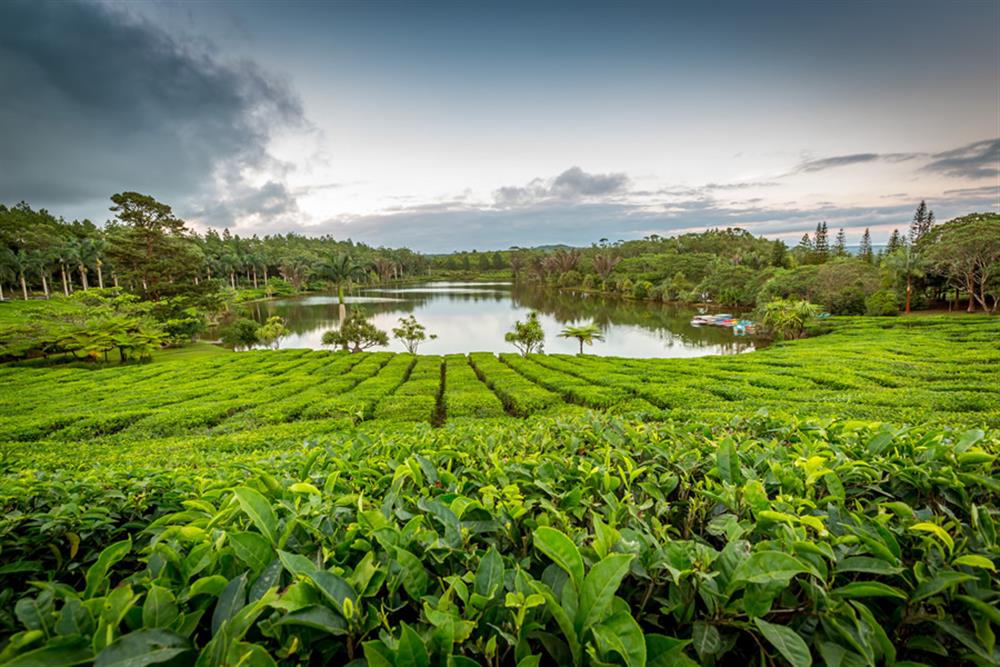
[866, 290, 901, 316]
[220, 317, 260, 350]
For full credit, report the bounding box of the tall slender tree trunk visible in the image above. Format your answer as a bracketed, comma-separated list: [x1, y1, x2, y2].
[20, 272, 28, 299]
[79, 266, 88, 290]
[263, 266, 269, 283]
[230, 272, 236, 289]
[579, 339, 584, 354]
[113, 273, 119, 288]
[41, 274, 49, 299]
[252, 267, 258, 288]
[194, 275, 199, 285]
[904, 275, 911, 314]
[97, 263, 104, 289]
[60, 265, 69, 295]
[0, 282, 5, 301]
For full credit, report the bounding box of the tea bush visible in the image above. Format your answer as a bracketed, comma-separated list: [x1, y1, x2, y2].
[0, 316, 998, 665]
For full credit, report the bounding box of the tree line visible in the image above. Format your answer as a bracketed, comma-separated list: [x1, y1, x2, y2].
[0, 192, 429, 302]
[438, 203, 999, 315]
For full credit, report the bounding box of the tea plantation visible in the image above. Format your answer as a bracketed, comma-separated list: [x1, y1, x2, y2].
[0, 317, 997, 666]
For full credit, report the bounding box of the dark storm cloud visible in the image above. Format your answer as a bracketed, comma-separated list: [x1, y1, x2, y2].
[0, 0, 304, 221]
[494, 167, 628, 207]
[792, 152, 919, 174]
[924, 138, 1000, 180]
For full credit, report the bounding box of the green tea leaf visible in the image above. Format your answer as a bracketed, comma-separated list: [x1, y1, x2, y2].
[830, 581, 907, 600]
[229, 532, 275, 573]
[753, 618, 812, 667]
[142, 586, 179, 629]
[952, 555, 996, 572]
[84, 538, 132, 599]
[591, 610, 646, 667]
[912, 571, 976, 601]
[394, 547, 429, 600]
[716, 437, 741, 484]
[577, 553, 633, 632]
[233, 487, 279, 546]
[94, 629, 191, 667]
[397, 623, 430, 667]
[474, 546, 504, 598]
[731, 551, 813, 586]
[533, 527, 584, 590]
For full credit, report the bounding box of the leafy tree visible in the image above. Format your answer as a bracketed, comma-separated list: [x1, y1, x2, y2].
[256, 316, 291, 349]
[322, 310, 389, 352]
[883, 246, 930, 314]
[220, 318, 260, 351]
[865, 290, 900, 316]
[558, 322, 605, 354]
[923, 213, 1000, 312]
[505, 312, 545, 356]
[770, 240, 789, 268]
[592, 253, 621, 280]
[106, 192, 196, 296]
[392, 315, 436, 354]
[491, 251, 505, 270]
[478, 252, 491, 271]
[757, 298, 820, 340]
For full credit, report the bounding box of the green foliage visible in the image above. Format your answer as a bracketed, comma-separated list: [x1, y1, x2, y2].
[0, 412, 997, 665]
[0, 317, 998, 663]
[220, 318, 260, 351]
[557, 322, 605, 355]
[322, 311, 389, 353]
[757, 298, 820, 340]
[256, 316, 290, 350]
[504, 311, 545, 356]
[392, 315, 437, 354]
[865, 290, 900, 316]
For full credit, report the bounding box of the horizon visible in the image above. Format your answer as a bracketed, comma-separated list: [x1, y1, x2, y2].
[1, 0, 998, 252]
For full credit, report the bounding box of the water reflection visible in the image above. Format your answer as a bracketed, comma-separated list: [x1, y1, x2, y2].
[246, 281, 753, 358]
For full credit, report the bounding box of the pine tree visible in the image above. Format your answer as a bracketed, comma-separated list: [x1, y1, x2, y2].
[886, 229, 904, 254]
[925, 210, 935, 237]
[833, 228, 847, 256]
[859, 228, 874, 263]
[910, 200, 929, 244]
[797, 233, 814, 252]
[814, 222, 829, 261]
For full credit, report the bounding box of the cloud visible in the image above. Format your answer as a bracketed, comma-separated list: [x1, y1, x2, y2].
[791, 152, 919, 174]
[924, 138, 1000, 179]
[494, 167, 628, 207]
[300, 179, 996, 252]
[0, 0, 306, 224]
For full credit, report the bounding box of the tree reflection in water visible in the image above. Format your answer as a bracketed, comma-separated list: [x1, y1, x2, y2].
[242, 282, 753, 358]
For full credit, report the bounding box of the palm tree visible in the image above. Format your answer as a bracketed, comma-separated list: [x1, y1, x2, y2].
[28, 249, 52, 298]
[322, 253, 367, 305]
[0, 247, 17, 301]
[558, 322, 605, 354]
[12, 249, 31, 299]
[592, 253, 621, 280]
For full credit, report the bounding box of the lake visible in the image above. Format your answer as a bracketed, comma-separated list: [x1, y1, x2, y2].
[245, 282, 754, 358]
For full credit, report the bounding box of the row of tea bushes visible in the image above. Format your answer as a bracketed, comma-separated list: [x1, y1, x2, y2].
[468, 352, 565, 417]
[0, 413, 996, 665]
[441, 354, 506, 419]
[374, 356, 443, 422]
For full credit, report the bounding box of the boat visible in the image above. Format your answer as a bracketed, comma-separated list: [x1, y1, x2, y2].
[690, 315, 715, 326]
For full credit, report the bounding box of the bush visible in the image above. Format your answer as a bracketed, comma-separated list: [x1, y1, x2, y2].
[220, 317, 260, 350]
[632, 280, 654, 300]
[866, 290, 901, 316]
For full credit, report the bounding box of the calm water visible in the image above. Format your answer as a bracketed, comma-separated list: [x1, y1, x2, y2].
[246, 282, 753, 358]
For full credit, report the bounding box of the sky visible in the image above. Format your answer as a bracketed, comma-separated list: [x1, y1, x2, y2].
[1, 0, 997, 252]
